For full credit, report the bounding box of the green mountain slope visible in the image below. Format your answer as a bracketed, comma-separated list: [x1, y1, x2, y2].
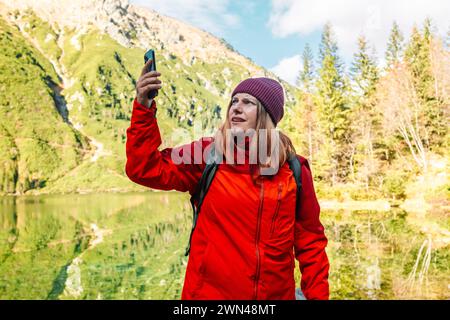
[0, 5, 300, 195]
[0, 17, 90, 194]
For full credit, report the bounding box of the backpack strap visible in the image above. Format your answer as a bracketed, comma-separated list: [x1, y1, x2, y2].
[185, 145, 219, 256]
[287, 154, 302, 219]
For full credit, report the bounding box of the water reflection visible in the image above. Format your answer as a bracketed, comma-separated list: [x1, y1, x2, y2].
[320, 209, 449, 299]
[0, 193, 448, 299]
[0, 192, 191, 299]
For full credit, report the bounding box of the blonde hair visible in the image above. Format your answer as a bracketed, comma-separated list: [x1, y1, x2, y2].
[213, 99, 296, 183]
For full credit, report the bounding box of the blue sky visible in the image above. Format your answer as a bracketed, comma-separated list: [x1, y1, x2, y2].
[131, 0, 449, 86]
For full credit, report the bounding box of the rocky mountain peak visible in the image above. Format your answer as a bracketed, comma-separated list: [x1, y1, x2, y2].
[0, 0, 263, 74]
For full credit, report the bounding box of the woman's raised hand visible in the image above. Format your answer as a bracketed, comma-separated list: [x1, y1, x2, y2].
[136, 58, 162, 107]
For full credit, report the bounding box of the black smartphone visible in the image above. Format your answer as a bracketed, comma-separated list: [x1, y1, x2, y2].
[144, 49, 158, 99]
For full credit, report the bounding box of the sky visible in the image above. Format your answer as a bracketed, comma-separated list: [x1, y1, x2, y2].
[131, 0, 449, 86]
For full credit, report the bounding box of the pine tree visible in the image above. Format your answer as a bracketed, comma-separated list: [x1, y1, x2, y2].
[351, 35, 379, 98]
[350, 35, 380, 188]
[314, 23, 350, 184]
[385, 21, 404, 68]
[297, 43, 314, 91]
[296, 43, 316, 162]
[405, 24, 431, 100]
[404, 19, 446, 150]
[422, 17, 433, 43]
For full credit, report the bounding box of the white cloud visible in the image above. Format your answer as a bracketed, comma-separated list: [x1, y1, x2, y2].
[268, 0, 450, 60]
[269, 54, 302, 86]
[131, 0, 240, 36]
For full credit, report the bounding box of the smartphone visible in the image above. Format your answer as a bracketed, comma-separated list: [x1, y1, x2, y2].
[144, 49, 158, 99]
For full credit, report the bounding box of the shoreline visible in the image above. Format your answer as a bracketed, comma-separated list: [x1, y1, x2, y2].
[1, 189, 446, 213]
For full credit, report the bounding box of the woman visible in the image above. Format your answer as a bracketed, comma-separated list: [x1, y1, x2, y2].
[125, 59, 330, 300]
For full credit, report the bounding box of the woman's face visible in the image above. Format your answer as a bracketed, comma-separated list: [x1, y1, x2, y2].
[228, 93, 258, 133]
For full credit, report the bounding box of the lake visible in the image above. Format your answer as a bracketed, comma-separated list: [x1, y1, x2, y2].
[0, 192, 448, 299]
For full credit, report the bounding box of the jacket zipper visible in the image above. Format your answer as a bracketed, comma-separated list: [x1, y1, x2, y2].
[253, 178, 264, 300]
[269, 183, 283, 237]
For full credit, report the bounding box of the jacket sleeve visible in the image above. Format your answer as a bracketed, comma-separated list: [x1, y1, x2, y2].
[125, 98, 211, 195]
[293, 157, 330, 300]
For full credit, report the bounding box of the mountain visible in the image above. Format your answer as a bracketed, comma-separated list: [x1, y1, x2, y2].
[0, 0, 301, 195]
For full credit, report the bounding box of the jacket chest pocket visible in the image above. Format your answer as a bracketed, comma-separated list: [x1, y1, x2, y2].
[268, 181, 297, 240]
[269, 183, 283, 238]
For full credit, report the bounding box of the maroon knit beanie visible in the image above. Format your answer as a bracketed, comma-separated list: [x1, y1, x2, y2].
[231, 77, 285, 126]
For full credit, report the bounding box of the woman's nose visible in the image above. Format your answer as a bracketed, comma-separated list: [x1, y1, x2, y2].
[231, 103, 243, 113]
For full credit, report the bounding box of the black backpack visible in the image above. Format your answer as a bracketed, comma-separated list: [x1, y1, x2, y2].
[184, 145, 303, 256]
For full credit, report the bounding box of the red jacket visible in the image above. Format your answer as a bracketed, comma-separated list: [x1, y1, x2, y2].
[125, 98, 330, 300]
